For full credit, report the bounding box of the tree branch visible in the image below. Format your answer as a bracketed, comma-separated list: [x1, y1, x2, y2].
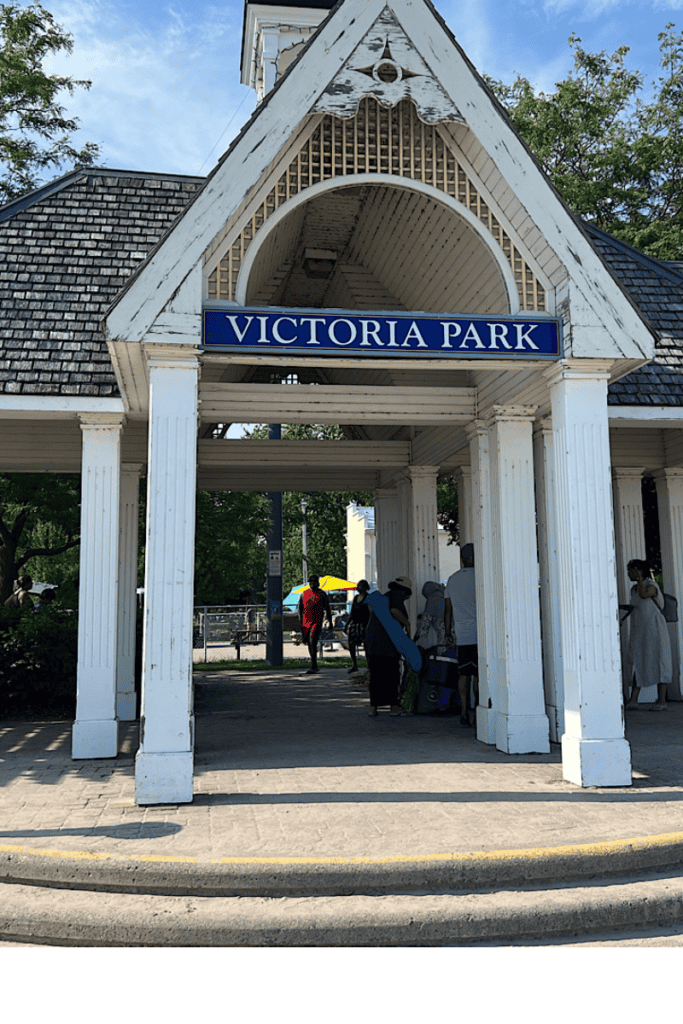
[16, 536, 80, 569]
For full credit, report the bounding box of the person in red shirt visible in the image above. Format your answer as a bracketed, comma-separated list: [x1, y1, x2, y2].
[298, 575, 333, 675]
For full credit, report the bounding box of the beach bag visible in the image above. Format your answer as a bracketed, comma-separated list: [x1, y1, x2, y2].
[656, 592, 678, 623]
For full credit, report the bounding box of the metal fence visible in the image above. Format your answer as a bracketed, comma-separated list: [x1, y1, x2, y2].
[192, 603, 351, 662]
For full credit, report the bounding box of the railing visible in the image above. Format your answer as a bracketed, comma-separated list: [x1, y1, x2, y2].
[193, 603, 350, 662]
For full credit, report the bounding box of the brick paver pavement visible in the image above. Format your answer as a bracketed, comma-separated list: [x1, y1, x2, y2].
[1, 667, 682, 861]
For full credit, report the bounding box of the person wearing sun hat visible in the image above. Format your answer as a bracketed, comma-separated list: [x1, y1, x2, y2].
[364, 575, 412, 716]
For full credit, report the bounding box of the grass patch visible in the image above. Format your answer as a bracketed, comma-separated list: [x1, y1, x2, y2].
[194, 657, 367, 673]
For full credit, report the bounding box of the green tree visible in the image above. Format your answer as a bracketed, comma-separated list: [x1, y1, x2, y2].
[194, 489, 270, 605]
[0, 473, 80, 603]
[243, 423, 373, 594]
[489, 25, 683, 260]
[0, 2, 99, 203]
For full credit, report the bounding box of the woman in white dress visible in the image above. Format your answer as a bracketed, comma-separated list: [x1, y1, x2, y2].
[624, 559, 672, 711]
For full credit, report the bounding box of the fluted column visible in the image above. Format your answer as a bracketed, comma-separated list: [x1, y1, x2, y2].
[547, 361, 631, 787]
[467, 420, 496, 744]
[455, 466, 473, 546]
[116, 463, 143, 721]
[534, 419, 564, 742]
[398, 467, 440, 626]
[612, 468, 649, 701]
[374, 488, 400, 591]
[72, 414, 124, 759]
[654, 468, 683, 700]
[486, 406, 549, 754]
[136, 346, 199, 805]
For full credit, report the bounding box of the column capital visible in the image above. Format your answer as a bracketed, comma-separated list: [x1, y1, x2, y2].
[374, 487, 398, 499]
[544, 359, 614, 387]
[78, 412, 126, 430]
[612, 466, 645, 482]
[652, 467, 683, 481]
[483, 404, 537, 426]
[533, 416, 553, 438]
[142, 342, 200, 370]
[405, 465, 440, 480]
[455, 465, 472, 478]
[121, 462, 144, 476]
[466, 418, 488, 442]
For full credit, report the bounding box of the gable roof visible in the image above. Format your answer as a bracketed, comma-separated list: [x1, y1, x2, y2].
[0, 162, 681, 405]
[103, 0, 654, 365]
[0, 169, 203, 397]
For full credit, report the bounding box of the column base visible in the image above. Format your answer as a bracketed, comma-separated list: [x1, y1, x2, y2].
[561, 735, 632, 787]
[496, 713, 550, 754]
[116, 691, 137, 722]
[72, 719, 118, 759]
[545, 703, 564, 744]
[135, 751, 194, 805]
[475, 706, 496, 745]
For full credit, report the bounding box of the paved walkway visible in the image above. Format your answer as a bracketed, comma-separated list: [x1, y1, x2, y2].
[1, 667, 683, 863]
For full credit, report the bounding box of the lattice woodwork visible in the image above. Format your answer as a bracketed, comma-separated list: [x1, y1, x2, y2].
[207, 98, 546, 311]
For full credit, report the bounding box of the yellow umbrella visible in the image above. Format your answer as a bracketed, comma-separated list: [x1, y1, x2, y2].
[291, 575, 357, 594]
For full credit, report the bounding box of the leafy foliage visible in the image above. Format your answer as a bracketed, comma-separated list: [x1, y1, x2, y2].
[0, 2, 99, 203]
[243, 424, 373, 594]
[194, 490, 271, 605]
[0, 473, 80, 604]
[0, 604, 78, 715]
[488, 26, 683, 260]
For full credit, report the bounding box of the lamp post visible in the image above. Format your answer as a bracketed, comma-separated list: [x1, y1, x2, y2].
[301, 497, 308, 583]
[266, 423, 283, 666]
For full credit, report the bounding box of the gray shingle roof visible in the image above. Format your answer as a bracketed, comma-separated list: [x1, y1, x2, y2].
[583, 224, 683, 407]
[0, 168, 203, 397]
[1, 166, 683, 407]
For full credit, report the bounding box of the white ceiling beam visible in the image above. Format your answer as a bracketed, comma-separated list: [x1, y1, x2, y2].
[199, 382, 476, 424]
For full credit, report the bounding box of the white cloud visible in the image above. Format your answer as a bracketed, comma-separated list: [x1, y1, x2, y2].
[542, 0, 625, 14]
[43, 0, 256, 175]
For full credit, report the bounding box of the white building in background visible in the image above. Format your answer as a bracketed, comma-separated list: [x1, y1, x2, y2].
[346, 502, 459, 588]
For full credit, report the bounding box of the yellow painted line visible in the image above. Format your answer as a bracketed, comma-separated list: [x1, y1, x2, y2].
[1, 831, 683, 868]
[0, 844, 198, 864]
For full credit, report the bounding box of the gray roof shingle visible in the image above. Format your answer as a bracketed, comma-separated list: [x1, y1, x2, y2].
[583, 224, 683, 407]
[0, 168, 204, 397]
[1, 167, 682, 407]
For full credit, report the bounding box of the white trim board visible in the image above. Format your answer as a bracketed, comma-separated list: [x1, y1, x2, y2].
[608, 407, 683, 428]
[0, 396, 126, 419]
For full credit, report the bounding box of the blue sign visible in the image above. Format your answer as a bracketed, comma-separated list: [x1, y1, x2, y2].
[203, 308, 561, 359]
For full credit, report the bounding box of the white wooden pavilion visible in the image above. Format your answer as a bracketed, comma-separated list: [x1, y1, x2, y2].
[2, 0, 683, 804]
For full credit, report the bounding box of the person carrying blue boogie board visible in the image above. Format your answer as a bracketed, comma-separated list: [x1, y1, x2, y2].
[365, 576, 420, 717]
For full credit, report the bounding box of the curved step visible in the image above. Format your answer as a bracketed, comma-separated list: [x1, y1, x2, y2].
[2, 871, 683, 946]
[2, 833, 683, 897]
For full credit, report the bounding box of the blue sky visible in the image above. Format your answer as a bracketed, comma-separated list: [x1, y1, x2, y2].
[42, 0, 683, 179]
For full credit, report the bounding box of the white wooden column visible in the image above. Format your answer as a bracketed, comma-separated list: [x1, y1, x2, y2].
[398, 467, 440, 625]
[547, 361, 631, 787]
[534, 419, 564, 742]
[612, 468, 649, 701]
[116, 463, 142, 721]
[455, 466, 473, 546]
[72, 414, 124, 759]
[467, 420, 496, 744]
[654, 468, 683, 700]
[136, 346, 199, 805]
[486, 406, 549, 754]
[374, 488, 401, 590]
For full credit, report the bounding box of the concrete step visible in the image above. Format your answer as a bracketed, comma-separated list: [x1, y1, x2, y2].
[3, 834, 683, 897]
[3, 869, 683, 946]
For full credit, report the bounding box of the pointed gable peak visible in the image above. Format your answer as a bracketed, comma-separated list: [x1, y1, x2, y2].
[312, 5, 463, 123]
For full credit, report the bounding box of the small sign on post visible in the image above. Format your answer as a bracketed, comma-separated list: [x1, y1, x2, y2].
[268, 550, 282, 576]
